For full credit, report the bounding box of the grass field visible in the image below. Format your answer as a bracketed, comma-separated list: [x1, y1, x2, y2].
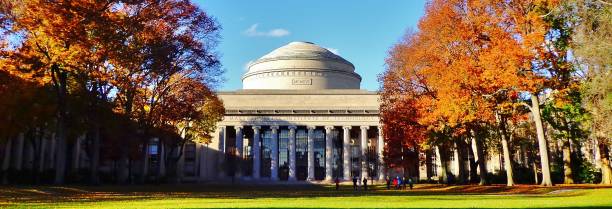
[1, 183, 611, 208]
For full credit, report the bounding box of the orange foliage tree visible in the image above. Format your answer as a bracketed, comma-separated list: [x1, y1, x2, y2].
[381, 0, 563, 186]
[0, 0, 223, 184]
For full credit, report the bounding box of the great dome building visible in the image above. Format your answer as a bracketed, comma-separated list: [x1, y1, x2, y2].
[191, 41, 385, 182]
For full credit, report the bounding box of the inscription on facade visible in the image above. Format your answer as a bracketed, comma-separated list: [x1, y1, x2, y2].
[222, 115, 379, 122]
[292, 78, 312, 85]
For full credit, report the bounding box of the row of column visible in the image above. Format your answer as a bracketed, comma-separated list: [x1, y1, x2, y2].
[219, 125, 385, 181]
[2, 132, 61, 173]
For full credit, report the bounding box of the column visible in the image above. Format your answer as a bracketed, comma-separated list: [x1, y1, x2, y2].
[325, 126, 334, 181]
[72, 134, 84, 172]
[217, 126, 226, 178]
[288, 126, 297, 181]
[198, 143, 207, 182]
[177, 143, 186, 182]
[252, 126, 261, 179]
[142, 138, 150, 178]
[47, 133, 56, 170]
[360, 126, 369, 178]
[342, 126, 351, 180]
[38, 130, 47, 172]
[24, 139, 34, 170]
[270, 126, 279, 181]
[307, 126, 315, 181]
[235, 126, 243, 178]
[14, 133, 24, 171]
[194, 142, 200, 177]
[453, 142, 460, 176]
[159, 141, 166, 177]
[435, 145, 442, 178]
[377, 126, 385, 180]
[178, 131, 188, 181]
[2, 138, 12, 173]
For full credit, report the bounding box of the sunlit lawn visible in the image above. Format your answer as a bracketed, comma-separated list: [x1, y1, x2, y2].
[1, 183, 611, 208]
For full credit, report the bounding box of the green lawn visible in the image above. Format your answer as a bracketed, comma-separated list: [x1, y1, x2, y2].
[1, 184, 611, 208]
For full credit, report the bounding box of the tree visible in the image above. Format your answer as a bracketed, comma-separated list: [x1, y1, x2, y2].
[542, 87, 588, 184]
[0, 0, 102, 183]
[379, 30, 432, 181]
[379, 71, 426, 175]
[570, 0, 612, 185]
[381, 0, 579, 187]
[0, 0, 223, 185]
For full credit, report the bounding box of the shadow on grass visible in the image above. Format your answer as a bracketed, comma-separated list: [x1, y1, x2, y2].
[178, 208, 612, 209]
[173, 206, 610, 209]
[0, 184, 609, 204]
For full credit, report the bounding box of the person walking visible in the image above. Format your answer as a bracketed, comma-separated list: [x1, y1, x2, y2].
[352, 176, 358, 191]
[396, 176, 402, 190]
[386, 177, 391, 190]
[335, 178, 340, 191]
[362, 177, 368, 191]
[408, 177, 414, 190]
[393, 176, 398, 189]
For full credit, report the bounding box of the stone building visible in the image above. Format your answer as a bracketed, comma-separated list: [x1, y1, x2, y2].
[193, 41, 384, 182]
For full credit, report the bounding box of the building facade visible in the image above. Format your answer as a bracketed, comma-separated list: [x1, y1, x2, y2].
[196, 41, 384, 182]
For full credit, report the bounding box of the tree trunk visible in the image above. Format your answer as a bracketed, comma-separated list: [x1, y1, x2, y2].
[599, 140, 612, 184]
[529, 137, 539, 184]
[118, 90, 134, 184]
[435, 145, 448, 184]
[531, 94, 553, 186]
[533, 161, 539, 184]
[562, 138, 574, 184]
[89, 82, 103, 185]
[498, 114, 515, 186]
[54, 119, 67, 184]
[53, 64, 68, 184]
[468, 142, 478, 183]
[455, 140, 468, 184]
[470, 129, 489, 185]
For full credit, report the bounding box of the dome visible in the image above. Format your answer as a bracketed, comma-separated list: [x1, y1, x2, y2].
[242, 41, 361, 90]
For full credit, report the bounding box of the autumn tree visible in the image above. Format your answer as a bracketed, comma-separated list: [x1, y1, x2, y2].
[379, 65, 427, 177]
[381, 0, 584, 187]
[76, 0, 221, 183]
[0, 0, 107, 183]
[386, 0, 531, 186]
[0, 0, 223, 185]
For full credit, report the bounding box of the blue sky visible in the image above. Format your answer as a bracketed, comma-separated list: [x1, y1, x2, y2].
[195, 0, 426, 91]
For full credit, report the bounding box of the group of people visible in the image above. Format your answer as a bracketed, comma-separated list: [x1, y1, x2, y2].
[333, 176, 370, 191]
[333, 176, 414, 191]
[386, 176, 413, 190]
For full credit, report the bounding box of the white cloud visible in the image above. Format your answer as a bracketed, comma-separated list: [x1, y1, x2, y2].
[244, 24, 290, 37]
[325, 47, 340, 55]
